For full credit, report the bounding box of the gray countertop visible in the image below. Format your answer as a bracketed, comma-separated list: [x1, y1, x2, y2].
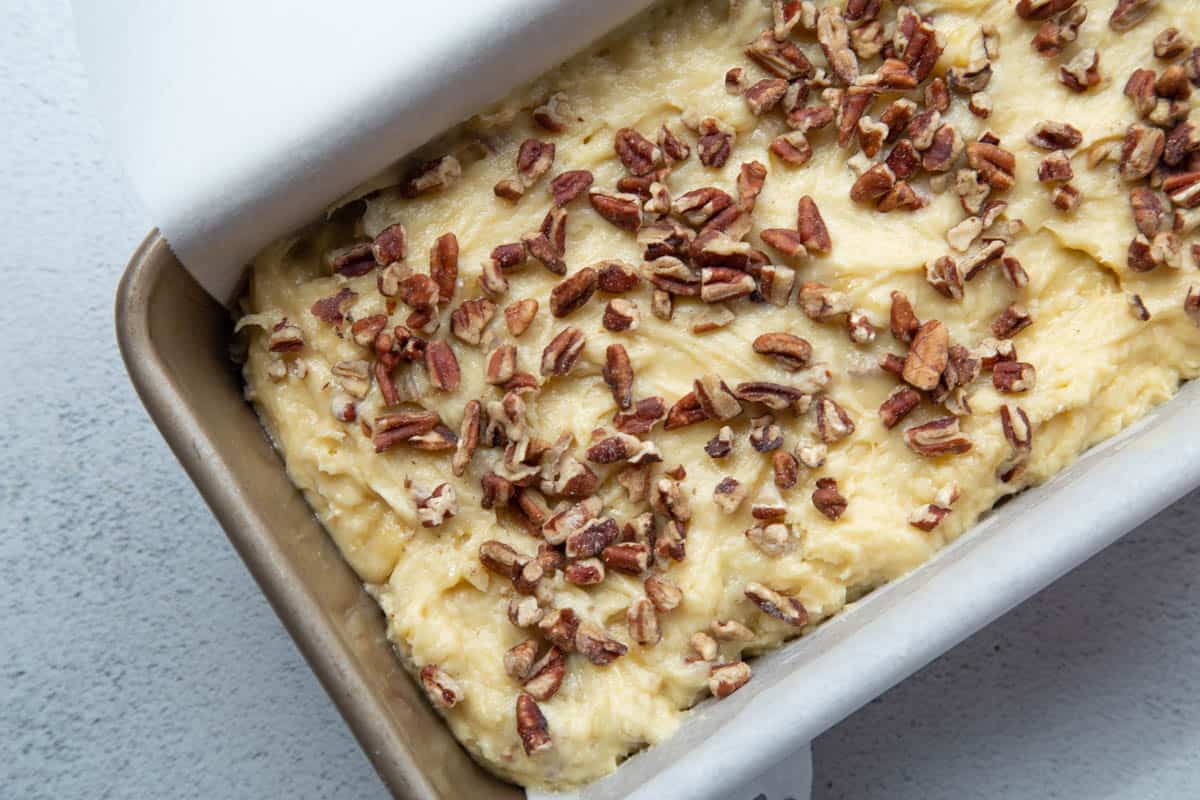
[3, 2, 1198, 798]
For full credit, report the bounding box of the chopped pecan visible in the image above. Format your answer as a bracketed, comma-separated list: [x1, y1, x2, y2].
[850, 163, 896, 204]
[903, 320, 949, 391]
[713, 477, 747, 515]
[664, 391, 708, 430]
[817, 6, 859, 84]
[752, 332, 812, 371]
[770, 131, 813, 166]
[1038, 151, 1074, 182]
[811, 477, 846, 520]
[479, 539, 524, 579]
[787, 104, 834, 133]
[879, 384, 922, 429]
[708, 661, 753, 698]
[1059, 48, 1101, 92]
[904, 416, 972, 456]
[589, 188, 643, 231]
[563, 558, 605, 587]
[400, 155, 461, 198]
[992, 303, 1032, 338]
[482, 344, 516, 386]
[1164, 171, 1200, 209]
[603, 298, 640, 333]
[505, 640, 540, 682]
[371, 224, 407, 267]
[744, 582, 808, 626]
[601, 542, 649, 576]
[644, 256, 700, 296]
[419, 664, 463, 709]
[889, 291, 921, 344]
[692, 375, 743, 421]
[1015, 0, 1077, 20]
[700, 267, 756, 303]
[515, 693, 552, 756]
[895, 7, 943, 82]
[480, 472, 516, 509]
[1110, 0, 1157, 31]
[503, 298, 538, 338]
[749, 414, 784, 453]
[816, 396, 855, 443]
[746, 28, 815, 80]
[697, 119, 734, 168]
[1185, 286, 1200, 327]
[540, 327, 585, 377]
[737, 161, 768, 211]
[310, 287, 357, 325]
[705, 426, 735, 459]
[614, 396, 667, 436]
[851, 19, 886, 60]
[268, 319, 305, 353]
[532, 92, 572, 132]
[615, 128, 662, 177]
[423, 341, 460, 392]
[644, 575, 683, 614]
[690, 632, 718, 662]
[847, 309, 876, 344]
[773, 451, 799, 490]
[745, 78, 788, 115]
[626, 597, 661, 646]
[1120, 124, 1166, 182]
[658, 124, 691, 163]
[967, 142, 1015, 190]
[547, 268, 597, 318]
[919, 125, 962, 173]
[731, 382, 806, 412]
[373, 410, 439, 452]
[575, 621, 628, 666]
[795, 196, 832, 254]
[1155, 27, 1192, 59]
[1027, 120, 1083, 151]
[760, 229, 807, 260]
[600, 344, 635, 411]
[797, 282, 851, 321]
[758, 264, 797, 307]
[1051, 184, 1081, 213]
[1165, 121, 1200, 167]
[993, 361, 1037, 393]
[1002, 256, 1030, 289]
[1129, 293, 1152, 321]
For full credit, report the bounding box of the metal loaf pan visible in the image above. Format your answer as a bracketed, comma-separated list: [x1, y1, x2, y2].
[116, 232, 1200, 800]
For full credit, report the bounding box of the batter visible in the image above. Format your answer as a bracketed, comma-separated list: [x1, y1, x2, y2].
[237, 0, 1200, 789]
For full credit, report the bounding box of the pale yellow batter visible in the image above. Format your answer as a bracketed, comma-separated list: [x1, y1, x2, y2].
[238, 0, 1200, 789]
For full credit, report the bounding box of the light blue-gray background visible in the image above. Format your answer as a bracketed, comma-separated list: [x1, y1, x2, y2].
[3, 1, 1198, 797]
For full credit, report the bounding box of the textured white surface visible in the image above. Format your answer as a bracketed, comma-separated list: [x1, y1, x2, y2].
[2, 1, 1198, 798]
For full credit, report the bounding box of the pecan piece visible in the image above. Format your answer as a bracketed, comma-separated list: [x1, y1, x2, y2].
[664, 391, 708, 430]
[575, 621, 628, 666]
[697, 122, 734, 168]
[1039, 151, 1073, 182]
[879, 385, 921, 429]
[816, 396, 855, 443]
[532, 92, 572, 132]
[1015, 0, 1077, 20]
[967, 142, 1016, 190]
[1110, 0, 1157, 32]
[773, 452, 799, 490]
[700, 267, 756, 303]
[504, 298, 538, 337]
[373, 410, 439, 452]
[589, 188, 643, 231]
[733, 382, 808, 411]
[752, 332, 812, 371]
[603, 298, 640, 332]
[540, 327, 585, 377]
[548, 268, 597, 318]
[614, 396, 666, 436]
[796, 196, 832, 254]
[889, 291, 921, 343]
[746, 28, 815, 80]
[709, 662, 752, 699]
[745, 78, 788, 115]
[1027, 121, 1083, 151]
[615, 128, 662, 177]
[993, 361, 1037, 393]
[744, 582, 808, 627]
[419, 664, 463, 710]
[817, 6, 859, 84]
[659, 124, 691, 163]
[770, 132, 813, 166]
[903, 320, 949, 391]
[705, 426, 735, 459]
[645, 575, 683, 613]
[515, 693, 552, 756]
[992, 303, 1032, 339]
[268, 319, 304, 353]
[694, 375, 743, 421]
[713, 477, 747, 514]
[1119, 124, 1165, 182]
[904, 417, 972, 456]
[424, 340, 460, 392]
[310, 287, 357, 325]
[603, 344, 634, 410]
[603, 542, 650, 576]
[626, 597, 660, 646]
[812, 477, 846, 520]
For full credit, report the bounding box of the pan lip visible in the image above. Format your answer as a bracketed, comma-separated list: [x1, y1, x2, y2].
[115, 230, 453, 800]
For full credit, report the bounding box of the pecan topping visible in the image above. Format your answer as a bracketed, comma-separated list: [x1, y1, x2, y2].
[563, 558, 605, 587]
[1015, 0, 1077, 20]
[817, 6, 859, 84]
[449, 400, 481, 478]
[705, 426, 735, 459]
[602, 542, 650, 576]
[896, 7, 943, 82]
[1038, 151, 1074, 183]
[1155, 27, 1192, 59]
[1119, 124, 1165, 182]
[614, 396, 667, 436]
[744, 582, 808, 627]
[992, 303, 1032, 339]
[769, 131, 813, 166]
[544, 171, 593, 209]
[658, 124, 691, 163]
[692, 375, 743, 421]
[888, 291, 921, 344]
[545, 268, 596, 318]
[712, 619, 755, 642]
[773, 451, 800, 490]
[422, 340, 459, 392]
[850, 163, 896, 204]
[589, 188, 643, 232]
[310, 287, 357, 325]
[812, 477, 847, 520]
[971, 92, 994, 119]
[752, 332, 812, 371]
[816, 396, 855, 444]
[400, 155, 461, 198]
[602, 344, 634, 410]
[737, 161, 768, 212]
[505, 640, 540, 682]
[538, 608, 579, 653]
[879, 385, 922, 430]
[1164, 171, 1200, 209]
[713, 477, 747, 515]
[729, 382, 805, 412]
[373, 410, 440, 452]
[1051, 184, 1081, 213]
[268, 319, 304, 353]
[993, 361, 1037, 393]
[708, 662, 752, 699]
[575, 621, 628, 666]
[479, 539, 524, 579]
[925, 256, 963, 300]
[903, 321, 949, 392]
[700, 267, 756, 303]
[620, 597, 660, 647]
[794, 196, 832, 254]
[1059, 48, 1100, 92]
[690, 632, 718, 662]
[532, 92, 572, 132]
[370, 224, 407, 267]
[746, 28, 815, 80]
[540, 327, 585, 377]
[909, 483, 961, 531]
[413, 483, 457, 528]
[515, 693, 552, 756]
[758, 264, 797, 307]
[749, 414, 784, 453]
[645, 575, 683, 613]
[760, 229, 807, 260]
[1027, 120, 1083, 151]
[1185, 286, 1200, 327]
[788, 104, 834, 133]
[697, 120, 734, 168]
[614, 127, 662, 176]
[602, 298, 640, 333]
[847, 309, 876, 344]
[745, 78, 788, 115]
[904, 417, 972, 457]
[419, 664, 463, 710]
[966, 142, 1015, 190]
[502, 298, 538, 338]
[326, 243, 374, 278]
[565, 516, 620, 560]
[1110, 0, 1156, 31]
